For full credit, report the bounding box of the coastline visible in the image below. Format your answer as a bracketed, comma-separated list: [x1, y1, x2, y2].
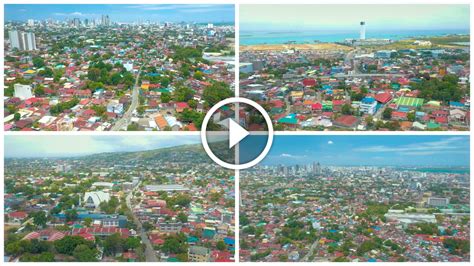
[240, 43, 353, 51]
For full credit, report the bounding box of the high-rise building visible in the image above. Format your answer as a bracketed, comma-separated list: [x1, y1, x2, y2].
[8, 30, 37, 51]
[73, 18, 81, 27]
[360, 21, 366, 40]
[8, 30, 20, 50]
[101, 15, 110, 26]
[27, 19, 34, 26]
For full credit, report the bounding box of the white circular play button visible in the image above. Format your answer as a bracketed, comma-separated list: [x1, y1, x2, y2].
[201, 97, 273, 170]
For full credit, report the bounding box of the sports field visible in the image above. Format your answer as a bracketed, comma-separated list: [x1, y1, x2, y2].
[395, 97, 424, 107]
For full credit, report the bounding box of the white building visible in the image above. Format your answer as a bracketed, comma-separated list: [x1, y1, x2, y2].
[14, 84, 33, 100]
[428, 197, 450, 208]
[360, 21, 366, 40]
[359, 97, 377, 115]
[84, 191, 110, 209]
[9, 31, 37, 51]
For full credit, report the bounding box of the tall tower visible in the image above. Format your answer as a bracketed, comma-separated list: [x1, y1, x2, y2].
[360, 21, 366, 40]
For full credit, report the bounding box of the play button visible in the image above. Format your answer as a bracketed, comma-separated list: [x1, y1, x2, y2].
[201, 97, 273, 170]
[228, 118, 249, 149]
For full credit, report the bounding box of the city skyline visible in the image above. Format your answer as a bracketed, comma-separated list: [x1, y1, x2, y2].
[262, 136, 470, 167]
[5, 4, 235, 23]
[241, 5, 470, 32]
[5, 135, 200, 158]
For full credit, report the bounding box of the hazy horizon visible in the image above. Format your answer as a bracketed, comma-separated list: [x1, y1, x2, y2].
[5, 4, 235, 23]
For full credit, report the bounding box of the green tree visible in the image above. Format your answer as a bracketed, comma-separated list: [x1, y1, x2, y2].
[14, 113, 21, 121]
[65, 209, 78, 222]
[88, 68, 101, 82]
[202, 82, 233, 106]
[161, 92, 171, 103]
[33, 57, 45, 68]
[216, 240, 226, 251]
[73, 244, 98, 262]
[177, 212, 188, 223]
[84, 217, 93, 227]
[193, 71, 204, 80]
[103, 233, 124, 256]
[382, 108, 393, 120]
[35, 86, 45, 97]
[30, 211, 48, 228]
[174, 86, 194, 102]
[341, 103, 352, 115]
[55, 236, 94, 255]
[137, 106, 145, 115]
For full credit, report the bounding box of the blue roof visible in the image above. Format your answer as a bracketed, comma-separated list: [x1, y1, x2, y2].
[450, 101, 464, 107]
[398, 107, 410, 112]
[224, 237, 235, 245]
[416, 111, 425, 116]
[361, 97, 375, 104]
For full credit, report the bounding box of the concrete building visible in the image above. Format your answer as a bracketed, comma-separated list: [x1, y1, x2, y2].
[359, 97, 377, 115]
[188, 246, 211, 262]
[384, 211, 437, 225]
[14, 84, 33, 100]
[144, 184, 189, 192]
[84, 191, 110, 209]
[9, 31, 37, 51]
[428, 197, 450, 208]
[360, 21, 366, 40]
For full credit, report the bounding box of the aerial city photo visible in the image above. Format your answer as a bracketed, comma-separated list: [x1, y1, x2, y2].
[240, 135, 470, 262]
[4, 135, 235, 262]
[4, 4, 235, 131]
[239, 5, 470, 131]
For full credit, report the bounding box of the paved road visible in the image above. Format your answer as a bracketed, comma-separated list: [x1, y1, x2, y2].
[302, 240, 319, 261]
[111, 65, 144, 131]
[126, 182, 159, 262]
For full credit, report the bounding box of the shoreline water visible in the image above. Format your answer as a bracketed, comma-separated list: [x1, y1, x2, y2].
[240, 29, 469, 45]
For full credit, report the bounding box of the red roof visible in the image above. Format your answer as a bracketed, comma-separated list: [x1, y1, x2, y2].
[435, 116, 448, 124]
[392, 111, 407, 119]
[302, 78, 316, 87]
[8, 211, 28, 219]
[332, 100, 345, 106]
[175, 102, 189, 109]
[334, 115, 358, 127]
[375, 92, 392, 104]
[312, 103, 322, 110]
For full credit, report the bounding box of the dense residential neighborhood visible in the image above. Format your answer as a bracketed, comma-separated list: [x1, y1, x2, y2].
[241, 162, 470, 262]
[4, 15, 234, 131]
[240, 35, 470, 131]
[4, 143, 235, 262]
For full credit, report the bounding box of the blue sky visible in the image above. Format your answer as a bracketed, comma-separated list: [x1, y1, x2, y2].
[262, 135, 469, 167]
[5, 4, 235, 23]
[5, 135, 200, 158]
[241, 5, 469, 32]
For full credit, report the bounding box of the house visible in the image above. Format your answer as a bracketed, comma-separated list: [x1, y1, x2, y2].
[334, 115, 358, 129]
[7, 211, 28, 223]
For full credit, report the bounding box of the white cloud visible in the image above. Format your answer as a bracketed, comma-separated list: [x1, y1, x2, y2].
[328, 140, 334, 145]
[352, 137, 467, 156]
[53, 12, 98, 17]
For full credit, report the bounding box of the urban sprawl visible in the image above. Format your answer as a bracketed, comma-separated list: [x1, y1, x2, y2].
[240, 164, 470, 262]
[4, 16, 235, 131]
[240, 22, 470, 131]
[4, 145, 235, 262]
